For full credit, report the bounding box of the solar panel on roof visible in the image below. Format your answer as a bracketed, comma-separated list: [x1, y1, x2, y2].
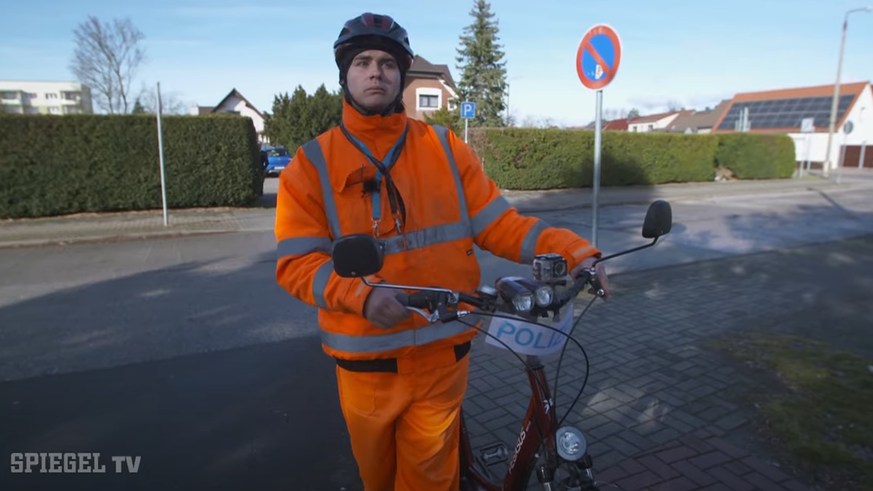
[717, 94, 856, 130]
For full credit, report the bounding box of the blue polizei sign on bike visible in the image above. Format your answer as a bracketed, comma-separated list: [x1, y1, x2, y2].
[484, 303, 575, 356]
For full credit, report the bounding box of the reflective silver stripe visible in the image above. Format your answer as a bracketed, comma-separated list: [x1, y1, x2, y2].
[301, 139, 342, 240]
[312, 260, 333, 309]
[277, 237, 332, 258]
[319, 315, 481, 353]
[471, 196, 512, 236]
[572, 245, 597, 260]
[381, 221, 471, 255]
[520, 219, 550, 264]
[431, 125, 471, 226]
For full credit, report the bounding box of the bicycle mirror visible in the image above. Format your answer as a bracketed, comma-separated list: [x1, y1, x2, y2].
[642, 200, 673, 239]
[331, 234, 384, 278]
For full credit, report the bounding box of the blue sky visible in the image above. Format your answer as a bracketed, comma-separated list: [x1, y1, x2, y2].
[1, 0, 872, 127]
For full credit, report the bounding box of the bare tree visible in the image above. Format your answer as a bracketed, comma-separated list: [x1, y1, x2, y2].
[665, 99, 684, 112]
[135, 83, 191, 115]
[69, 16, 146, 114]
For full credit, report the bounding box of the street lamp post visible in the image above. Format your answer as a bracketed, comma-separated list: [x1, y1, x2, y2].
[823, 6, 871, 178]
[505, 76, 522, 126]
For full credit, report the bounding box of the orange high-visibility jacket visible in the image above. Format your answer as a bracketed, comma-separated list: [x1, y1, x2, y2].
[275, 100, 601, 362]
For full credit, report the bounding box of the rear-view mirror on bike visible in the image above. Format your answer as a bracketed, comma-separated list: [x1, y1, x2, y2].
[331, 234, 384, 278]
[642, 199, 673, 239]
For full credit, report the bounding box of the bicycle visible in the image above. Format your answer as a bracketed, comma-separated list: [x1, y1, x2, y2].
[329, 200, 673, 491]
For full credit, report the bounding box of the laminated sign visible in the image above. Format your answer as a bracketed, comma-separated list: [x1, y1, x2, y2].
[484, 303, 575, 357]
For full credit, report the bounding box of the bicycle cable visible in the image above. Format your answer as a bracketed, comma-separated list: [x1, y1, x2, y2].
[456, 297, 597, 437]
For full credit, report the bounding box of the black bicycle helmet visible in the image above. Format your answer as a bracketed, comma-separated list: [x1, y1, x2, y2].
[334, 13, 414, 72]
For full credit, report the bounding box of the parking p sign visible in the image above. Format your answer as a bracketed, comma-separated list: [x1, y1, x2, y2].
[461, 101, 476, 119]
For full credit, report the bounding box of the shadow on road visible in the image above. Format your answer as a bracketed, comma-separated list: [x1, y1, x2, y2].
[0, 251, 314, 382]
[0, 251, 360, 491]
[668, 189, 873, 255]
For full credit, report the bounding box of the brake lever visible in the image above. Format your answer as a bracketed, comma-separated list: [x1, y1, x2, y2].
[582, 266, 606, 298]
[404, 306, 440, 323]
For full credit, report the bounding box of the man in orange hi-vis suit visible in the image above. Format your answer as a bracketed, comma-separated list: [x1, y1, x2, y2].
[274, 12, 610, 491]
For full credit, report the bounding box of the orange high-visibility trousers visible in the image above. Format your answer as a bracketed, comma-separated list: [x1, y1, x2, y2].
[335, 347, 470, 491]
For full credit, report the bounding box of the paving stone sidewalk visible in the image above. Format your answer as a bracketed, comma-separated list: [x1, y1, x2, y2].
[462, 235, 873, 490]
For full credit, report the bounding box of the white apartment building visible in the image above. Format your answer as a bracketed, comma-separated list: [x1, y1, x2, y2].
[0, 81, 94, 115]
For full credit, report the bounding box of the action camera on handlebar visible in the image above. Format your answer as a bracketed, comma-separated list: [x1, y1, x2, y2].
[532, 253, 568, 284]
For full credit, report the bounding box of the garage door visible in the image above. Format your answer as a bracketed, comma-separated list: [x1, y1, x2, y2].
[842, 145, 873, 168]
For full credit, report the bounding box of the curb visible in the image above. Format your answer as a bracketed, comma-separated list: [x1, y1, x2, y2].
[509, 181, 867, 214]
[0, 229, 236, 250]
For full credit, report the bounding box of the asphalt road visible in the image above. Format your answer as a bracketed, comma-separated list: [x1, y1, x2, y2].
[1, 186, 872, 490]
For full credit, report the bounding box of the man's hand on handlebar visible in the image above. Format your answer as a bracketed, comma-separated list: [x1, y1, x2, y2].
[572, 256, 609, 301]
[364, 288, 410, 329]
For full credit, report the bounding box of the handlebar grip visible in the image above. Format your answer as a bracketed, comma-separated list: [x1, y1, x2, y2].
[395, 292, 430, 309]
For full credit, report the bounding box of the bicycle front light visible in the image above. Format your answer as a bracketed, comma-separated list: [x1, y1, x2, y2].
[555, 426, 587, 462]
[512, 292, 534, 313]
[495, 277, 536, 313]
[534, 285, 554, 307]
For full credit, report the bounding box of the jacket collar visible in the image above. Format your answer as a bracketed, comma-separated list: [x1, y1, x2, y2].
[329, 98, 409, 192]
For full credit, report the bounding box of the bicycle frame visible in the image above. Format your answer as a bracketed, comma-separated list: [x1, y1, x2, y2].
[459, 354, 564, 491]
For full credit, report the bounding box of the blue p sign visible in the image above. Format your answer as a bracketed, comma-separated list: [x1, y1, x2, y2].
[461, 101, 476, 119]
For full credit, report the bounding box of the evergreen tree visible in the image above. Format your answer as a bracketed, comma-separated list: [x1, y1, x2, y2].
[424, 107, 463, 136]
[263, 84, 344, 151]
[454, 0, 508, 127]
[131, 98, 146, 114]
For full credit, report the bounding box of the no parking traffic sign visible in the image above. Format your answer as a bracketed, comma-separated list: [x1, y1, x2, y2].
[576, 23, 623, 249]
[576, 24, 622, 90]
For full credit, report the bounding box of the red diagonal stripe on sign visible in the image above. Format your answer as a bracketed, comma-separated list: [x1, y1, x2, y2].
[583, 41, 613, 78]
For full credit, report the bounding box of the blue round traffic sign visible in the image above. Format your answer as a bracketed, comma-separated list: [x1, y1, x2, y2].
[576, 24, 622, 90]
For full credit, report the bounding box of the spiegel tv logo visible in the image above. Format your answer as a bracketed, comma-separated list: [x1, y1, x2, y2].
[10, 453, 141, 474]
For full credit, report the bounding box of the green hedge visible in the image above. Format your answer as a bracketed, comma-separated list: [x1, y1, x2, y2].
[465, 127, 797, 190]
[714, 133, 796, 179]
[0, 114, 264, 219]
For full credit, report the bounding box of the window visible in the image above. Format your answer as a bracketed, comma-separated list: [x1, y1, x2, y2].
[419, 94, 439, 108]
[1, 92, 17, 100]
[49, 107, 60, 114]
[46, 93, 58, 99]
[416, 87, 442, 111]
[717, 94, 856, 131]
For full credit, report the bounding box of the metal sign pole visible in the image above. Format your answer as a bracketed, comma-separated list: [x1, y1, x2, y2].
[859, 141, 867, 169]
[592, 90, 603, 248]
[465, 118, 469, 144]
[156, 82, 168, 226]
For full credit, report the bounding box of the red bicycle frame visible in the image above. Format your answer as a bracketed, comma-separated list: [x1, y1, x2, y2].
[459, 354, 562, 491]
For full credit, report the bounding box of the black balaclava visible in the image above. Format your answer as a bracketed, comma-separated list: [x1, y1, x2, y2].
[338, 41, 409, 117]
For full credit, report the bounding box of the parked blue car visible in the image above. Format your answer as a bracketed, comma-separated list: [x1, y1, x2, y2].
[262, 145, 291, 177]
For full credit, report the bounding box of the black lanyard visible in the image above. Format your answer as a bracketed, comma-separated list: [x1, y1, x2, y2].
[339, 122, 408, 237]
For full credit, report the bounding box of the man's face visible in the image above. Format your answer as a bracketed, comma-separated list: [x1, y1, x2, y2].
[346, 49, 402, 112]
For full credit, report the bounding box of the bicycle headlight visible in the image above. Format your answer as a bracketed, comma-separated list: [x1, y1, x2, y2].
[495, 277, 537, 314]
[555, 426, 587, 462]
[512, 292, 534, 313]
[534, 285, 553, 307]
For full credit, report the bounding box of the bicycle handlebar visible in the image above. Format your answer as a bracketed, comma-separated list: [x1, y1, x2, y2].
[391, 266, 601, 324]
